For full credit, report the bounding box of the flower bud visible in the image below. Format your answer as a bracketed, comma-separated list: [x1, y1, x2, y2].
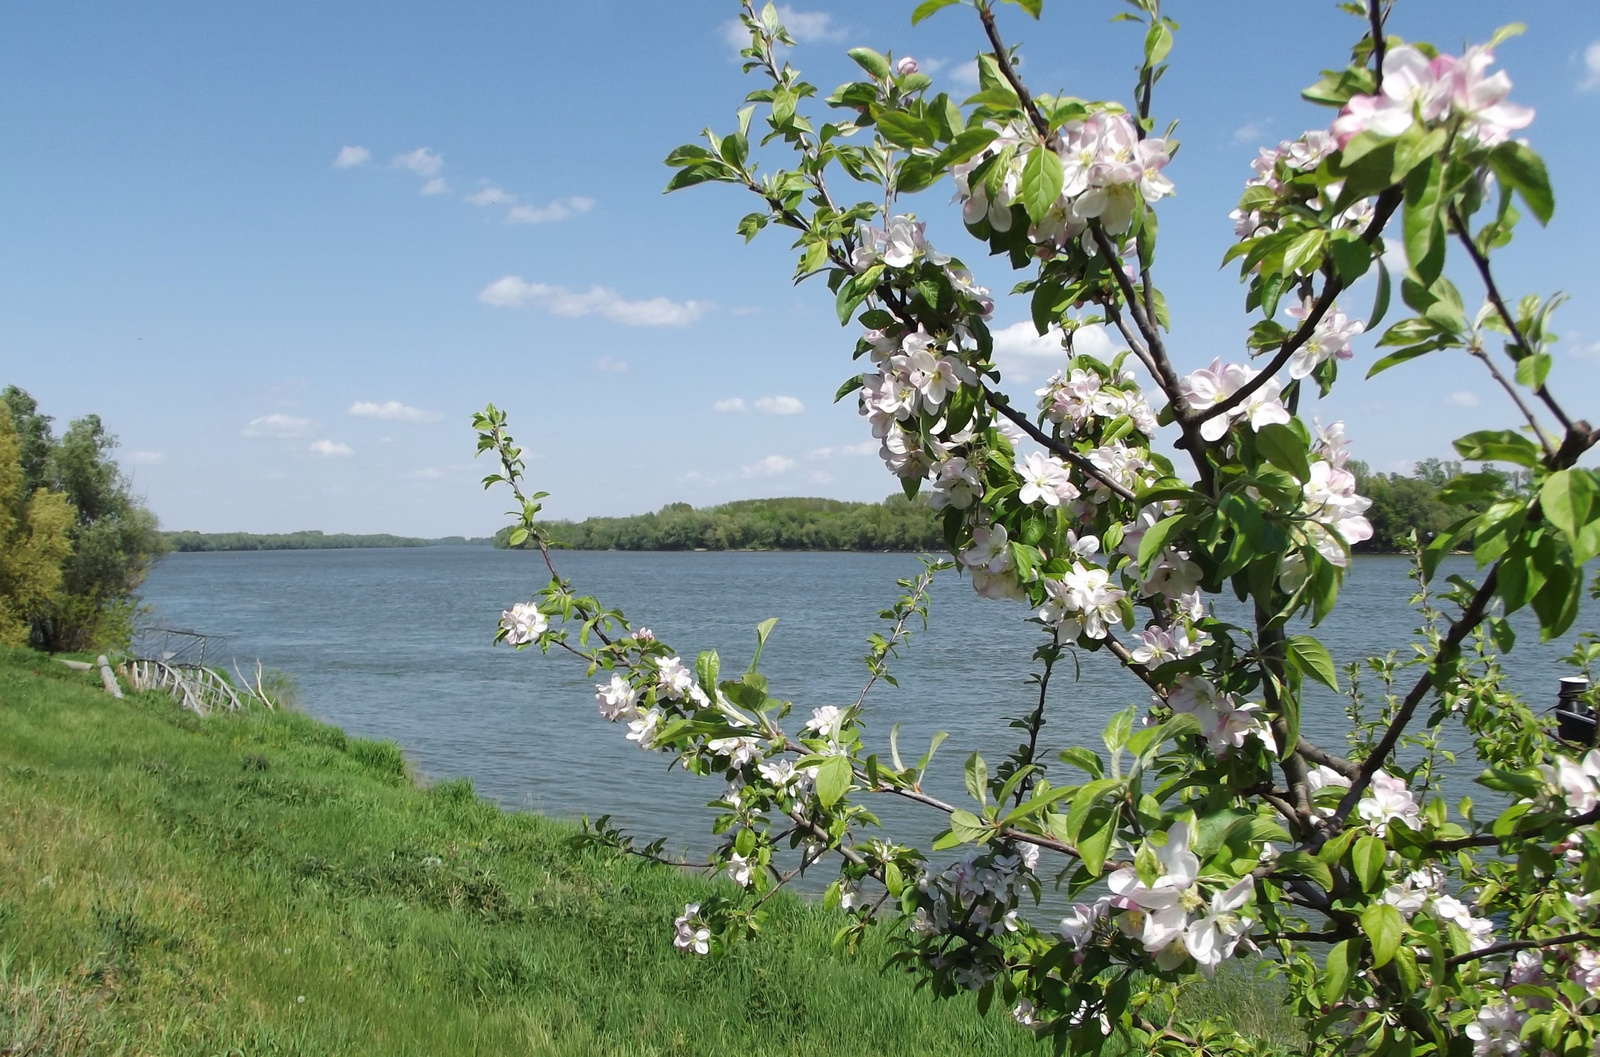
[895, 56, 919, 77]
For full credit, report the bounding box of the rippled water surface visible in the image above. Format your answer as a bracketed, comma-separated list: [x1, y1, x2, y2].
[138, 548, 1585, 864]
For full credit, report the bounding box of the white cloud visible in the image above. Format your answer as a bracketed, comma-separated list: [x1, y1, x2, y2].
[126, 450, 164, 465]
[310, 439, 354, 458]
[743, 454, 794, 477]
[466, 185, 515, 206]
[409, 467, 447, 480]
[595, 356, 630, 374]
[949, 59, 981, 89]
[420, 178, 449, 195]
[392, 148, 444, 177]
[242, 414, 317, 439]
[720, 5, 843, 52]
[1565, 333, 1600, 360]
[1233, 120, 1270, 144]
[807, 440, 875, 459]
[991, 321, 1068, 360]
[808, 470, 833, 484]
[506, 196, 595, 224]
[478, 277, 710, 327]
[348, 400, 442, 423]
[332, 145, 371, 169]
[1582, 41, 1600, 91]
[754, 395, 805, 415]
[714, 398, 748, 413]
[1443, 391, 1482, 408]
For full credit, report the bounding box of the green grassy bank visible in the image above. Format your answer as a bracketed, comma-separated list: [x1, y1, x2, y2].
[0, 646, 1042, 1056]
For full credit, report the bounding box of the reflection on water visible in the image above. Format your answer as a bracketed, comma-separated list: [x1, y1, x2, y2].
[138, 548, 1585, 877]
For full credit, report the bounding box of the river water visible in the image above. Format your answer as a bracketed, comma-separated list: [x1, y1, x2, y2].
[137, 548, 1588, 875]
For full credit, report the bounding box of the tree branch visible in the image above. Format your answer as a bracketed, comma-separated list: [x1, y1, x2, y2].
[975, 2, 1051, 143]
[1445, 932, 1600, 969]
[1196, 187, 1403, 428]
[1449, 204, 1576, 436]
[983, 389, 1141, 502]
[1469, 346, 1554, 458]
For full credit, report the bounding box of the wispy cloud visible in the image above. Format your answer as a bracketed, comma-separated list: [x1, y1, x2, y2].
[714, 398, 748, 413]
[949, 59, 981, 90]
[309, 439, 354, 458]
[127, 450, 165, 466]
[465, 185, 515, 206]
[595, 356, 630, 374]
[743, 454, 794, 477]
[392, 148, 444, 177]
[478, 277, 710, 327]
[754, 395, 804, 415]
[720, 5, 845, 53]
[420, 177, 449, 195]
[409, 467, 447, 480]
[807, 440, 875, 459]
[242, 414, 316, 439]
[332, 145, 371, 169]
[348, 400, 442, 423]
[1443, 392, 1481, 408]
[507, 196, 595, 224]
[1233, 119, 1270, 144]
[1582, 40, 1600, 91]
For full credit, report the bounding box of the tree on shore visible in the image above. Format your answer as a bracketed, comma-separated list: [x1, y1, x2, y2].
[1, 386, 166, 651]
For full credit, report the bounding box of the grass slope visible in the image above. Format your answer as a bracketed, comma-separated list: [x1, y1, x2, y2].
[0, 646, 1036, 1056]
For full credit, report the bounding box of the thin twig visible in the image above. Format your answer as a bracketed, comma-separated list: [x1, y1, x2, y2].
[1196, 187, 1403, 428]
[1367, 0, 1387, 93]
[1449, 204, 1575, 435]
[984, 391, 1140, 502]
[975, 2, 1051, 142]
[1445, 932, 1600, 969]
[1469, 346, 1553, 457]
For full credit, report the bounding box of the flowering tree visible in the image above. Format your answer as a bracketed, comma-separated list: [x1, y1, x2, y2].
[475, 1, 1600, 1053]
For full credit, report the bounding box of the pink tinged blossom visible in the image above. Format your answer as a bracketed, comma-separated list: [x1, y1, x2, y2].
[1185, 877, 1255, 976]
[1572, 949, 1600, 997]
[1358, 770, 1420, 836]
[971, 568, 1027, 601]
[1313, 418, 1352, 469]
[1446, 46, 1535, 146]
[626, 707, 664, 749]
[725, 851, 756, 888]
[1540, 750, 1600, 813]
[1059, 900, 1109, 950]
[1038, 562, 1126, 640]
[1302, 459, 1375, 559]
[1510, 949, 1543, 985]
[894, 55, 918, 77]
[673, 903, 711, 954]
[499, 602, 548, 645]
[594, 674, 638, 721]
[706, 736, 764, 768]
[929, 456, 983, 511]
[1464, 1000, 1526, 1057]
[1016, 452, 1080, 507]
[960, 524, 1014, 575]
[1204, 698, 1277, 756]
[1286, 298, 1365, 378]
[1179, 360, 1289, 442]
[655, 656, 696, 700]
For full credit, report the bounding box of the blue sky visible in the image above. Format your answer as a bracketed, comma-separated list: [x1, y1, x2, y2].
[2, 0, 1597, 535]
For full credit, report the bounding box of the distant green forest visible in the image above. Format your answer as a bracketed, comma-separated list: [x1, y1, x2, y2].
[164, 531, 495, 552]
[494, 497, 944, 552]
[491, 462, 1526, 555]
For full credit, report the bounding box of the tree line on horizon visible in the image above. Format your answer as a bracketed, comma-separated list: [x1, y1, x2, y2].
[492, 465, 1528, 555]
[162, 530, 495, 552]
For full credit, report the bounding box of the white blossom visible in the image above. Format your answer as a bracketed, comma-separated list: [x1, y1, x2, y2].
[1359, 770, 1420, 836]
[594, 674, 638, 721]
[499, 602, 548, 645]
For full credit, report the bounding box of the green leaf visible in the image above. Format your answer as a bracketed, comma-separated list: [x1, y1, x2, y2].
[847, 47, 892, 80]
[1255, 423, 1312, 483]
[1369, 259, 1392, 330]
[1282, 228, 1327, 276]
[749, 617, 779, 672]
[1076, 811, 1114, 875]
[1361, 903, 1403, 968]
[1352, 834, 1385, 892]
[1001, 0, 1043, 17]
[1327, 229, 1372, 284]
[1275, 850, 1333, 891]
[911, 0, 960, 24]
[1021, 146, 1065, 225]
[1453, 429, 1542, 469]
[1144, 21, 1174, 65]
[815, 755, 852, 809]
[1059, 746, 1104, 778]
[1286, 634, 1339, 690]
[1489, 141, 1554, 225]
[1102, 705, 1136, 754]
[948, 808, 988, 843]
[1322, 940, 1359, 1005]
[1540, 469, 1596, 544]
[834, 375, 865, 403]
[1514, 352, 1551, 391]
[964, 751, 989, 806]
[1403, 157, 1445, 285]
[1136, 513, 1188, 577]
[695, 650, 720, 691]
